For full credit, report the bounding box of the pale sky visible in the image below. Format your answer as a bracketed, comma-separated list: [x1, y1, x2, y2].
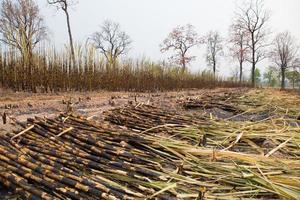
[36, 0, 300, 77]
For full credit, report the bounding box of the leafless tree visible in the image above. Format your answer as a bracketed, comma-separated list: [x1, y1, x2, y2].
[205, 31, 223, 77]
[47, 0, 76, 68]
[160, 24, 201, 73]
[270, 31, 298, 89]
[228, 21, 249, 83]
[91, 20, 132, 68]
[235, 0, 270, 87]
[0, 0, 47, 90]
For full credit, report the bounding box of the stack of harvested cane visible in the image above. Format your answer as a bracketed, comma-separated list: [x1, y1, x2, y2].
[178, 89, 300, 122]
[105, 104, 300, 155]
[105, 104, 206, 131]
[0, 115, 185, 199]
[1, 89, 300, 199]
[181, 98, 243, 114]
[1, 112, 300, 199]
[105, 103, 300, 199]
[179, 90, 245, 114]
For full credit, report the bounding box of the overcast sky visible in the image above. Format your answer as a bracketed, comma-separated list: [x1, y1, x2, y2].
[36, 0, 300, 77]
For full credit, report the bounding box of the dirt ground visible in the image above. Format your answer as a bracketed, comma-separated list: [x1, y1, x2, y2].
[0, 88, 238, 131]
[2, 87, 299, 132]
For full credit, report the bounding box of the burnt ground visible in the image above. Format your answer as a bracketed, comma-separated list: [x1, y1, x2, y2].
[0, 88, 247, 131]
[2, 87, 298, 132]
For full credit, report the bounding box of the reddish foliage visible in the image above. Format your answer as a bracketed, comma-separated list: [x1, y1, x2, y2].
[160, 24, 202, 71]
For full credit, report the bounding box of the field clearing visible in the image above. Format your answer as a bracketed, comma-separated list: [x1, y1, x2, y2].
[0, 88, 299, 199]
[0, 88, 244, 131]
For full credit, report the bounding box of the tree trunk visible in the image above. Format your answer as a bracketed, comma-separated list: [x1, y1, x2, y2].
[281, 67, 286, 90]
[251, 34, 255, 87]
[28, 49, 36, 93]
[239, 60, 243, 83]
[65, 9, 76, 71]
[21, 53, 26, 91]
[0, 55, 3, 87]
[239, 40, 243, 84]
[213, 62, 216, 78]
[182, 57, 186, 74]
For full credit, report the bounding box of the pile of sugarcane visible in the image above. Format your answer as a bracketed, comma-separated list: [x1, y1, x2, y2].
[244, 89, 300, 120]
[181, 98, 243, 114]
[1, 112, 300, 199]
[105, 90, 300, 156]
[178, 89, 300, 122]
[0, 115, 189, 200]
[179, 90, 246, 114]
[105, 104, 208, 132]
[1, 89, 300, 199]
[105, 103, 300, 155]
[103, 95, 300, 199]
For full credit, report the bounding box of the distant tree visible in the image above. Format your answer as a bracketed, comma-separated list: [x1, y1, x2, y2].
[160, 24, 201, 73]
[91, 20, 132, 68]
[47, 0, 76, 68]
[270, 32, 298, 90]
[228, 21, 249, 83]
[263, 66, 279, 87]
[286, 58, 300, 89]
[286, 70, 300, 89]
[205, 31, 223, 77]
[235, 0, 270, 87]
[254, 68, 261, 85]
[0, 0, 47, 90]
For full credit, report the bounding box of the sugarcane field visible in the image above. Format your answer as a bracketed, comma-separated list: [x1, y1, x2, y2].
[0, 88, 299, 199]
[1, 0, 300, 199]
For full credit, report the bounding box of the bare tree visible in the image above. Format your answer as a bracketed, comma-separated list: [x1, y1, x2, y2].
[160, 24, 201, 73]
[228, 22, 249, 83]
[205, 31, 223, 77]
[235, 0, 270, 87]
[47, 0, 76, 68]
[91, 20, 132, 68]
[270, 32, 298, 89]
[0, 0, 47, 90]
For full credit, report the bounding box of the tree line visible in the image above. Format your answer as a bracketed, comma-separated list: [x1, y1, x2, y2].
[160, 0, 299, 89]
[0, 0, 298, 92]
